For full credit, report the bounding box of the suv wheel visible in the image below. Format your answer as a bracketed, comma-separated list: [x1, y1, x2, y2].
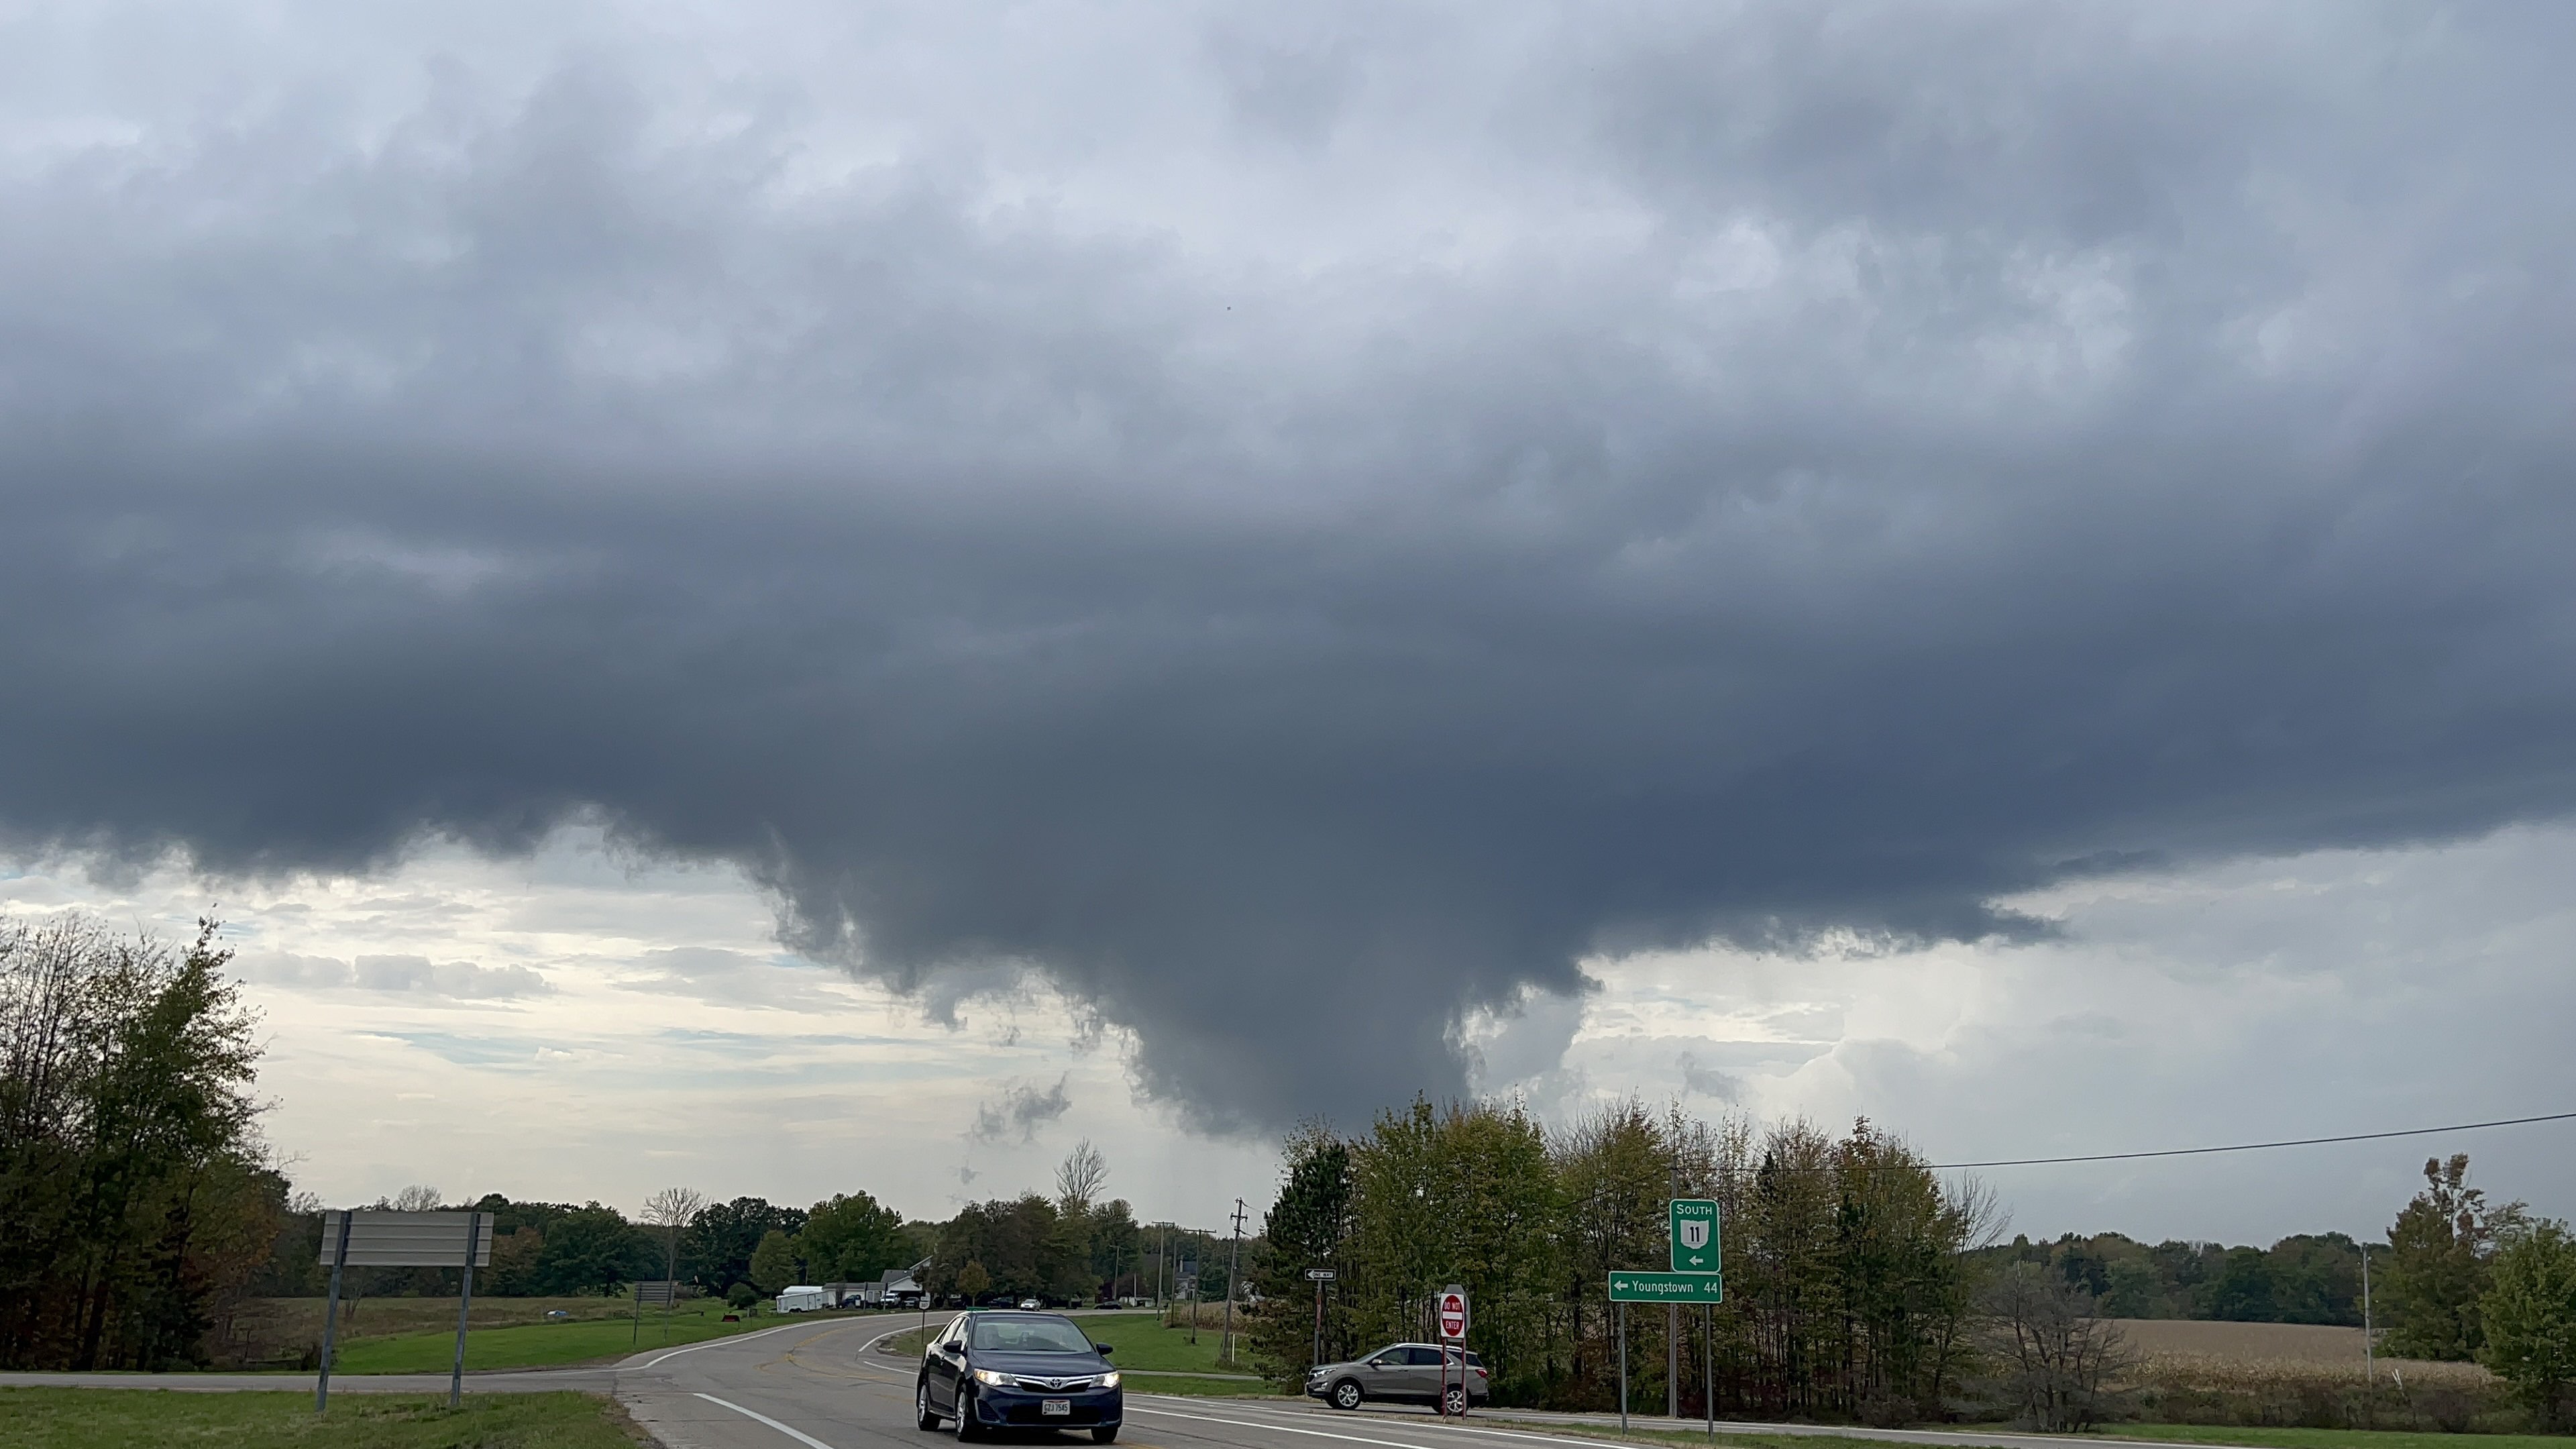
[1330, 1379, 1363, 1411]
[1442, 1385, 1468, 1417]
[916, 1382, 943, 1431]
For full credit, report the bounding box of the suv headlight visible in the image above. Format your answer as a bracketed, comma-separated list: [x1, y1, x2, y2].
[973, 1368, 1011, 1387]
[1098, 1372, 1121, 1389]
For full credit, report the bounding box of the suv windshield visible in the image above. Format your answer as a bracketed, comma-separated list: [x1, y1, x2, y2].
[969, 1316, 1095, 1353]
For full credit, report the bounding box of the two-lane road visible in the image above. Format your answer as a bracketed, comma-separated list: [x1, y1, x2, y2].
[607, 1320, 2212, 1449]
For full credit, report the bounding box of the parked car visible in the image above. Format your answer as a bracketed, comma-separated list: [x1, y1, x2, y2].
[1016, 1297, 1042, 1310]
[1306, 1343, 1489, 1415]
[916, 1309, 1122, 1442]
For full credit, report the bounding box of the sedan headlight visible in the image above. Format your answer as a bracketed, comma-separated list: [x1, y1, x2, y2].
[973, 1368, 1012, 1387]
[1097, 1372, 1121, 1389]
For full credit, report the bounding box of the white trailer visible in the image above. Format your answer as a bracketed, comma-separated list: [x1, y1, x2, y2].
[776, 1285, 827, 1313]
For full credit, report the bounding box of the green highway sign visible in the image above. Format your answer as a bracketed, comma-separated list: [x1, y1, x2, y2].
[1609, 1271, 1723, 1303]
[1670, 1197, 1719, 1273]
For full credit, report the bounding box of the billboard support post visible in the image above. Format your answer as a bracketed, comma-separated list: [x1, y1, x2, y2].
[449, 1212, 482, 1408]
[315, 1212, 352, 1415]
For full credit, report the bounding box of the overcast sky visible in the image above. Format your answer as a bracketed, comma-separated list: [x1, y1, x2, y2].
[3, 0, 2573, 1244]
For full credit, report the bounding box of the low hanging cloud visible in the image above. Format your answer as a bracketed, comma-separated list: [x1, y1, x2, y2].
[3, 3, 2574, 1134]
[971, 1076, 1075, 1144]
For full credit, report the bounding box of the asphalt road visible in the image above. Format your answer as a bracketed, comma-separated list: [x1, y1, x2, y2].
[4, 1316, 2223, 1449]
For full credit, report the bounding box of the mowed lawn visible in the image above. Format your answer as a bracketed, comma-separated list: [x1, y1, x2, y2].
[0, 1388, 640, 1448]
[1081, 1312, 1254, 1375]
[329, 1301, 785, 1373]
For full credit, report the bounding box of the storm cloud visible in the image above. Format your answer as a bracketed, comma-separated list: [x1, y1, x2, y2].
[3, 2, 2573, 1132]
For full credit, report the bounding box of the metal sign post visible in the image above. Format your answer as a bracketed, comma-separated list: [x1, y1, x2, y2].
[313, 1211, 494, 1415]
[1305, 1269, 1335, 1371]
[315, 1212, 353, 1415]
[1617, 1300, 1628, 1434]
[1436, 1284, 1469, 1417]
[449, 1213, 482, 1409]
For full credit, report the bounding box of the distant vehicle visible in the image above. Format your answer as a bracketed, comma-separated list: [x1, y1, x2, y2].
[543, 1309, 570, 1321]
[1016, 1297, 1042, 1310]
[777, 1285, 828, 1313]
[916, 1309, 1122, 1442]
[1307, 1343, 1489, 1415]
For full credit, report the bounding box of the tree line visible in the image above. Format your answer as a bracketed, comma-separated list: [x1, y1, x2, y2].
[1246, 1098, 1996, 1421]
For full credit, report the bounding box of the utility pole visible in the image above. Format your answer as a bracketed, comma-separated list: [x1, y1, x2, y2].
[1223, 1199, 1247, 1365]
[2362, 1244, 2376, 1403]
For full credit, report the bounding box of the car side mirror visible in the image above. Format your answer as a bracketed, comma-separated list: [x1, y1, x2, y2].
[1095, 1344, 1114, 1355]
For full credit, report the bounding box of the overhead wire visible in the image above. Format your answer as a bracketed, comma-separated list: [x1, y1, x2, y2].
[1930, 1109, 2576, 1169]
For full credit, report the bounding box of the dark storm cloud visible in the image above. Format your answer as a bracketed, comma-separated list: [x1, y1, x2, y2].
[3, 3, 2573, 1132]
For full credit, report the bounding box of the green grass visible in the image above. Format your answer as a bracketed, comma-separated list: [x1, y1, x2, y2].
[1082, 1312, 1257, 1376]
[327, 1300, 776, 1373]
[2098, 1426, 2573, 1449]
[0, 1388, 640, 1448]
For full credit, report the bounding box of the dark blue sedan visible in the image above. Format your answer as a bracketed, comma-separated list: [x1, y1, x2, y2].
[917, 1310, 1123, 1442]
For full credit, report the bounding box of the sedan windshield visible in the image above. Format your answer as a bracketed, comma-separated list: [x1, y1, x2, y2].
[969, 1316, 1095, 1353]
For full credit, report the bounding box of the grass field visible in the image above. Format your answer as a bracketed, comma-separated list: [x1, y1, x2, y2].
[0, 1388, 641, 1448]
[1083, 1312, 1258, 1376]
[322, 1301, 882, 1373]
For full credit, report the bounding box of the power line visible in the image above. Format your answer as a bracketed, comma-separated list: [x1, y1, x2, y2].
[1931, 1110, 2576, 1170]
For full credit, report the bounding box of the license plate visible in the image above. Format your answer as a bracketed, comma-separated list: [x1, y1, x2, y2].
[1042, 1400, 1071, 1417]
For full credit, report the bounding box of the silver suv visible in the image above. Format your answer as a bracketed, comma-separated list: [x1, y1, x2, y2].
[1305, 1343, 1489, 1414]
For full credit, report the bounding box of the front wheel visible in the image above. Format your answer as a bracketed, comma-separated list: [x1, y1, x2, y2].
[916, 1382, 943, 1431]
[1442, 1385, 1468, 1417]
[954, 1389, 983, 1442]
[1093, 1428, 1120, 1444]
[1330, 1380, 1363, 1411]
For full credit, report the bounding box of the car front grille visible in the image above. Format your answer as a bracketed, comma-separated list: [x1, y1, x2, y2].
[1009, 1376, 1101, 1391]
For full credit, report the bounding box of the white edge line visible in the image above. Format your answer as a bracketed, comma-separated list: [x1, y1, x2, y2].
[694, 1391, 842, 1449]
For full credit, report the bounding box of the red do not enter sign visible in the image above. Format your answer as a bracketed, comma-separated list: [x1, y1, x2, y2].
[1437, 1288, 1469, 1340]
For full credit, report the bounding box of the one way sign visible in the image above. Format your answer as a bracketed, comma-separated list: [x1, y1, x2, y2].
[1670, 1198, 1719, 1273]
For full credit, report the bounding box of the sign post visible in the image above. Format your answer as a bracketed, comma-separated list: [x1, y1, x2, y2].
[315, 1212, 352, 1415]
[1305, 1269, 1335, 1372]
[314, 1212, 494, 1415]
[1436, 1285, 1469, 1417]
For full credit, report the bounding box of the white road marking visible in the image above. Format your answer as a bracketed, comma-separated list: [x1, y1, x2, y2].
[1126, 1403, 1452, 1449]
[694, 1391, 843, 1448]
